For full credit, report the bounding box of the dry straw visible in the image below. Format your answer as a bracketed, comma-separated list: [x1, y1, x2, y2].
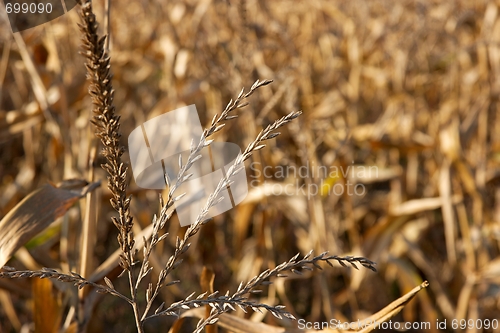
[0, 0, 375, 332]
[0, 0, 448, 332]
[0, 1, 380, 332]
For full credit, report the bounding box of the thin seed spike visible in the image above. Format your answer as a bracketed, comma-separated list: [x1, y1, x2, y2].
[237, 87, 245, 99]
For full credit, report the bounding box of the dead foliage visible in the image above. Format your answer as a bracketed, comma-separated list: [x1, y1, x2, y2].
[1, 0, 499, 332]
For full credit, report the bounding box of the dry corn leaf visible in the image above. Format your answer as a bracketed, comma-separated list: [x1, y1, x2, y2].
[479, 258, 500, 282]
[0, 180, 99, 267]
[0, 107, 44, 143]
[355, 281, 430, 333]
[389, 195, 462, 217]
[33, 278, 61, 333]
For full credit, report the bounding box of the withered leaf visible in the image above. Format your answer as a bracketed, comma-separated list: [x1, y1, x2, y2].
[0, 180, 100, 267]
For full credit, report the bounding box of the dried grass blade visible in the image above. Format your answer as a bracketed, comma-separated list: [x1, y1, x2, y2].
[0, 181, 100, 267]
[356, 281, 429, 333]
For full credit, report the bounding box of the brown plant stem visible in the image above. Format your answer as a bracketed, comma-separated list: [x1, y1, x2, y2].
[77, 0, 141, 331]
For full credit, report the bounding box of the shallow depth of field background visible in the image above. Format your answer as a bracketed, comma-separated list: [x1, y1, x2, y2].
[1, 0, 500, 332]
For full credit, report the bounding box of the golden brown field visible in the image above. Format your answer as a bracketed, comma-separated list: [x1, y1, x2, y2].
[1, 0, 500, 332]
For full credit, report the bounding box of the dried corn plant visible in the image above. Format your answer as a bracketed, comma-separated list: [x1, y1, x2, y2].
[1, 1, 381, 332]
[2, 0, 500, 332]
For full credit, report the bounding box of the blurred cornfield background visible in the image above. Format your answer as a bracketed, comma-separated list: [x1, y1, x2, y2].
[1, 0, 500, 332]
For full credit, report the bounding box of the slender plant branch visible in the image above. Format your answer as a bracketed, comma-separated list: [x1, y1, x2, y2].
[139, 110, 302, 322]
[0, 267, 132, 304]
[143, 251, 376, 331]
[77, 0, 143, 331]
[137, 80, 274, 320]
